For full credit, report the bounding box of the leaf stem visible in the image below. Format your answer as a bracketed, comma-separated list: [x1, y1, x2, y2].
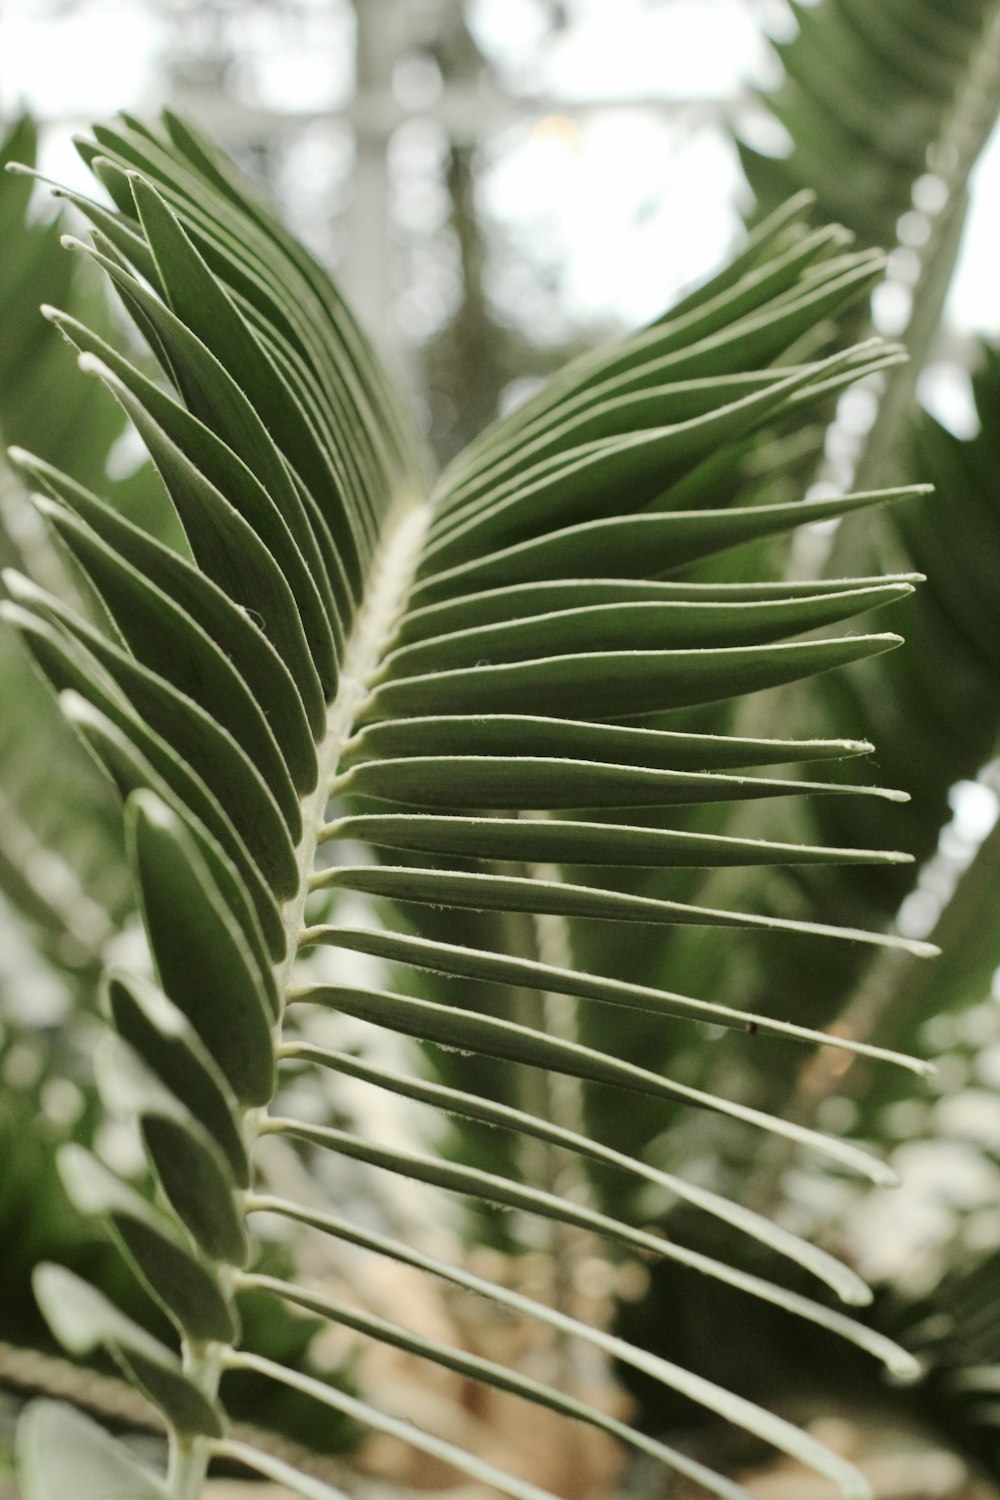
[166, 1346, 223, 1500]
[279, 500, 432, 1000]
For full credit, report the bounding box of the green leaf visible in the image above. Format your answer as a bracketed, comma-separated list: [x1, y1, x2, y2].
[53, 296, 341, 695]
[96, 1038, 248, 1266]
[409, 485, 929, 601]
[316, 862, 937, 955]
[388, 576, 917, 659]
[57, 1144, 237, 1344]
[5, 570, 300, 896]
[17, 1401, 167, 1500]
[425, 349, 886, 564]
[125, 791, 276, 1106]
[9, 445, 320, 784]
[119, 159, 375, 538]
[1, 601, 285, 942]
[32, 1265, 224, 1436]
[64, 221, 360, 649]
[280, 1040, 874, 1303]
[293, 982, 898, 1184]
[338, 753, 906, 810]
[361, 632, 906, 721]
[739, 0, 992, 247]
[46, 281, 346, 654]
[444, 243, 885, 493]
[59, 688, 285, 965]
[342, 712, 878, 770]
[268, 1112, 915, 1377]
[5, 109, 943, 1500]
[104, 970, 250, 1183]
[328, 810, 911, 869]
[239, 1272, 759, 1500]
[73, 345, 328, 724]
[37, 491, 307, 817]
[142, 1114, 248, 1267]
[247, 1197, 872, 1498]
[300, 925, 929, 1076]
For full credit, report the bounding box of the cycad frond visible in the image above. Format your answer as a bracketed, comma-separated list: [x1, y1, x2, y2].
[4, 116, 933, 1500]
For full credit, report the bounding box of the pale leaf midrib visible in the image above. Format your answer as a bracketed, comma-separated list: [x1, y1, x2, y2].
[276, 496, 432, 999]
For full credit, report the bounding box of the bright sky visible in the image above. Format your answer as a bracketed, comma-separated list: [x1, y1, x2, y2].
[1, 0, 999, 415]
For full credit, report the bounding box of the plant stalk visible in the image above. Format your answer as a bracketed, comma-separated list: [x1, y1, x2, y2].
[167, 1346, 223, 1500]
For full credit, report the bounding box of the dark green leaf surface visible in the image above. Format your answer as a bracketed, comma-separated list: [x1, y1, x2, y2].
[39, 494, 304, 818]
[32, 1265, 223, 1436]
[58, 1144, 237, 1344]
[126, 792, 276, 1105]
[330, 810, 909, 868]
[394, 572, 921, 645]
[339, 754, 905, 810]
[424, 351, 883, 565]
[57, 687, 285, 962]
[361, 632, 905, 721]
[384, 580, 915, 670]
[95, 1039, 248, 1266]
[3, 606, 286, 948]
[141, 1114, 248, 1267]
[9, 446, 320, 784]
[409, 486, 928, 601]
[79, 351, 329, 713]
[6, 571, 299, 894]
[316, 863, 935, 954]
[67, 314, 340, 696]
[299, 926, 928, 1074]
[105, 970, 250, 1182]
[342, 713, 877, 770]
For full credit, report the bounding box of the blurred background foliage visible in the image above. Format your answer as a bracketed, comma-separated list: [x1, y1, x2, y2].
[3, 2, 1000, 1496]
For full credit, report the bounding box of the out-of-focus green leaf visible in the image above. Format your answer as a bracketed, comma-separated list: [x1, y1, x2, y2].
[17, 1400, 167, 1500]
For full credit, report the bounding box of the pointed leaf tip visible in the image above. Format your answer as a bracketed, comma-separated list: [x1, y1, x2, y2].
[76, 350, 110, 378]
[868, 1160, 901, 1189]
[884, 1348, 923, 1385]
